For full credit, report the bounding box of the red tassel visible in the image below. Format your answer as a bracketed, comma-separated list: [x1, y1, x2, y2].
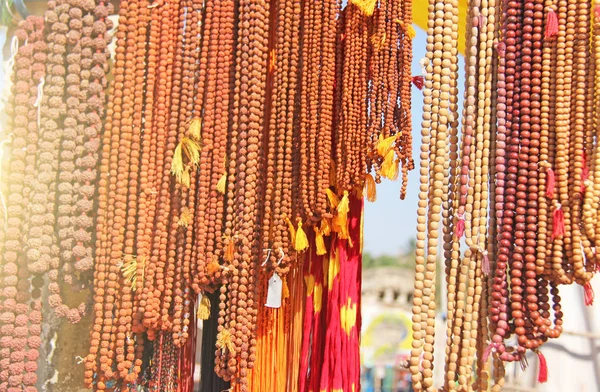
[495, 42, 506, 57]
[546, 168, 555, 198]
[481, 343, 495, 363]
[478, 14, 486, 29]
[412, 75, 424, 90]
[482, 250, 490, 275]
[545, 10, 559, 39]
[456, 216, 465, 238]
[537, 351, 548, 383]
[552, 205, 564, 239]
[584, 282, 595, 306]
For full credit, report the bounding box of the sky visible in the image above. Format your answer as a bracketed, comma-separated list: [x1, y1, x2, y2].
[362, 27, 465, 257]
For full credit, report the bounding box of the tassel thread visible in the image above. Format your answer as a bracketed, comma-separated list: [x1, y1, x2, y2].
[545, 9, 559, 39]
[315, 227, 327, 255]
[217, 173, 227, 194]
[584, 282, 595, 306]
[536, 350, 548, 383]
[456, 214, 465, 238]
[295, 220, 309, 252]
[482, 250, 490, 275]
[546, 167, 556, 198]
[197, 295, 210, 320]
[412, 75, 424, 90]
[364, 173, 377, 202]
[552, 205, 565, 239]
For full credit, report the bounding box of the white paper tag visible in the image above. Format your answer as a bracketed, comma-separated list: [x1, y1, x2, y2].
[265, 272, 282, 308]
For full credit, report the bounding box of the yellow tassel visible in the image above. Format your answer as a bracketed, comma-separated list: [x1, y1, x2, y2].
[216, 329, 235, 354]
[188, 117, 202, 141]
[178, 207, 192, 227]
[364, 173, 377, 202]
[376, 133, 398, 157]
[336, 191, 350, 239]
[350, 0, 378, 16]
[180, 168, 191, 187]
[217, 173, 227, 194]
[181, 137, 201, 165]
[284, 215, 296, 248]
[371, 31, 386, 51]
[171, 137, 200, 186]
[320, 218, 332, 237]
[325, 188, 340, 209]
[282, 278, 290, 299]
[406, 24, 416, 39]
[118, 255, 141, 291]
[197, 295, 210, 320]
[315, 227, 327, 255]
[394, 19, 417, 40]
[295, 219, 309, 252]
[380, 150, 399, 180]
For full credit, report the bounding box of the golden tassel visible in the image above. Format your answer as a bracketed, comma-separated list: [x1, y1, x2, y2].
[188, 117, 202, 141]
[197, 294, 211, 320]
[395, 19, 417, 39]
[364, 173, 377, 202]
[295, 219, 309, 252]
[178, 207, 192, 227]
[217, 173, 227, 194]
[380, 150, 399, 180]
[375, 133, 398, 157]
[325, 188, 340, 208]
[284, 215, 297, 248]
[350, 0, 378, 16]
[315, 227, 327, 255]
[320, 218, 332, 237]
[216, 329, 235, 354]
[282, 278, 290, 299]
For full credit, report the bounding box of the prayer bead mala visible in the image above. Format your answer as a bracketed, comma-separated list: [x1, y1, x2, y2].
[412, 0, 600, 387]
[0, 17, 45, 392]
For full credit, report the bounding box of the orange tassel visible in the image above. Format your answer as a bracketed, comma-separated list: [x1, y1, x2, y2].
[364, 173, 377, 202]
